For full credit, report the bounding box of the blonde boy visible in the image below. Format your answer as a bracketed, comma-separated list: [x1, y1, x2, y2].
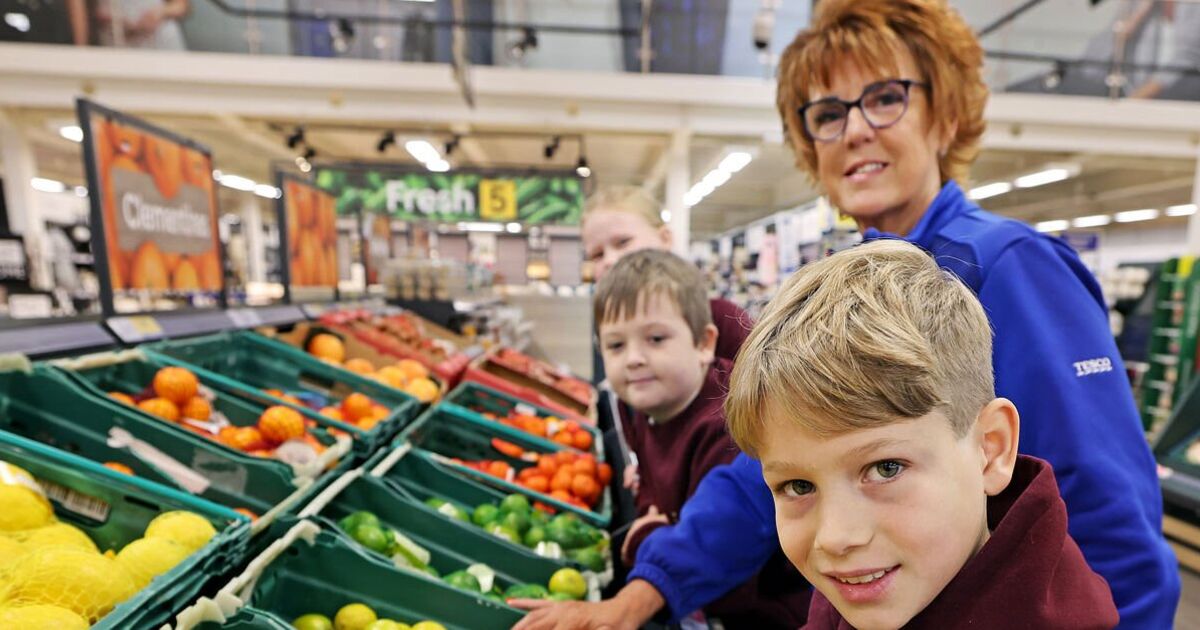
[725, 240, 1118, 629]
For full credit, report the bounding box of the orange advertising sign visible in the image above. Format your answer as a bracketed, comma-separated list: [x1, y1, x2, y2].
[282, 178, 338, 289]
[79, 101, 222, 314]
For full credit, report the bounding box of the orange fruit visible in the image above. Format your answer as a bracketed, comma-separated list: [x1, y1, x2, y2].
[192, 250, 222, 290]
[234, 508, 259, 521]
[369, 404, 389, 418]
[550, 470, 574, 493]
[218, 426, 239, 443]
[571, 458, 597, 478]
[536, 457, 559, 476]
[130, 241, 170, 291]
[341, 393, 373, 422]
[109, 392, 134, 405]
[553, 451, 576, 466]
[597, 463, 613, 486]
[343, 358, 375, 375]
[550, 490, 573, 504]
[103, 462, 134, 475]
[180, 397, 212, 421]
[376, 366, 408, 389]
[403, 377, 439, 404]
[487, 461, 512, 478]
[248, 448, 275, 458]
[258, 405, 305, 444]
[172, 259, 200, 291]
[525, 475, 550, 493]
[552, 432, 575, 448]
[571, 430, 594, 451]
[307, 333, 345, 363]
[180, 147, 211, 188]
[395, 359, 429, 380]
[318, 406, 345, 421]
[138, 397, 180, 422]
[153, 367, 200, 404]
[232, 427, 267, 452]
[357, 415, 382, 430]
[571, 475, 600, 505]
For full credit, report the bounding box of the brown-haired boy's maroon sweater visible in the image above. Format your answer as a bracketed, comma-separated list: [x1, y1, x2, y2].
[803, 455, 1119, 630]
[621, 358, 810, 629]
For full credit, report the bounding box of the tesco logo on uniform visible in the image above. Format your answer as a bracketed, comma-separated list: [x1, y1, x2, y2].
[1073, 357, 1113, 378]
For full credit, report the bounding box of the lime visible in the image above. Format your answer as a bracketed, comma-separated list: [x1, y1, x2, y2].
[503, 583, 550, 600]
[548, 568, 587, 600]
[528, 509, 550, 528]
[486, 523, 520, 544]
[423, 497, 447, 510]
[444, 569, 482, 592]
[334, 603, 377, 630]
[549, 592, 576, 601]
[411, 622, 446, 630]
[340, 511, 380, 532]
[523, 525, 547, 547]
[421, 565, 440, 579]
[429, 500, 469, 523]
[293, 613, 335, 630]
[471, 504, 500, 527]
[499, 494, 530, 514]
[545, 519, 584, 549]
[352, 524, 391, 554]
[499, 510, 530, 535]
[567, 547, 605, 572]
[484, 593, 505, 605]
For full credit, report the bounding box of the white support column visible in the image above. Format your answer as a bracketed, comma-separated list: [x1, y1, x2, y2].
[1188, 144, 1200, 255]
[665, 129, 691, 256]
[0, 110, 51, 289]
[242, 196, 266, 283]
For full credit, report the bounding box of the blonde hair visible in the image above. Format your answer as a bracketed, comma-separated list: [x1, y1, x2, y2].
[583, 185, 664, 229]
[726, 240, 993, 456]
[776, 0, 988, 185]
[593, 249, 712, 345]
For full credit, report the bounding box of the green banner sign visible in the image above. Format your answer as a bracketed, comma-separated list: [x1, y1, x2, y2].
[314, 166, 584, 225]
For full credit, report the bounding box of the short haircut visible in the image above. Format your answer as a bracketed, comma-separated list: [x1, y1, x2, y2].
[593, 249, 712, 345]
[726, 240, 994, 456]
[776, 0, 988, 186]
[583, 185, 665, 229]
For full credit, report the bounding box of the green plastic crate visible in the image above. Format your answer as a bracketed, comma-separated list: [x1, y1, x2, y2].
[365, 445, 613, 579]
[145, 331, 421, 455]
[179, 520, 522, 630]
[443, 381, 605, 461]
[297, 468, 600, 601]
[0, 361, 346, 529]
[396, 406, 612, 527]
[0, 428, 250, 630]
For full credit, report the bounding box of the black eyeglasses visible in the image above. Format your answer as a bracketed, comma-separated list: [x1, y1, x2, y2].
[799, 79, 928, 142]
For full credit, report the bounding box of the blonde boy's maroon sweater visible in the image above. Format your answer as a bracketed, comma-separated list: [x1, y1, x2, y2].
[803, 455, 1119, 630]
[621, 358, 810, 628]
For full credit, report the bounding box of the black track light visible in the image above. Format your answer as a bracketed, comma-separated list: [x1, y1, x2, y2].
[286, 126, 305, 149]
[575, 155, 591, 178]
[544, 136, 561, 160]
[303, 147, 317, 161]
[509, 27, 538, 60]
[377, 131, 396, 154]
[444, 135, 461, 157]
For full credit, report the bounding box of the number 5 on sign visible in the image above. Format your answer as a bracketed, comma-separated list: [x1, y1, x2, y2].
[479, 179, 517, 221]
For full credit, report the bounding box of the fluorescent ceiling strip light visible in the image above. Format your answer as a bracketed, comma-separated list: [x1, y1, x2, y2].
[457, 222, 503, 232]
[968, 182, 1012, 200]
[1035, 219, 1069, 233]
[1113, 208, 1159, 223]
[254, 184, 282, 199]
[1015, 168, 1071, 189]
[718, 152, 753, 174]
[218, 174, 256, 192]
[1072, 214, 1111, 228]
[1167, 204, 1198, 217]
[30, 177, 65, 193]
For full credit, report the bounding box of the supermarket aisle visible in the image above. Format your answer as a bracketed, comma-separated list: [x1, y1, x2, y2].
[1180, 569, 1200, 628]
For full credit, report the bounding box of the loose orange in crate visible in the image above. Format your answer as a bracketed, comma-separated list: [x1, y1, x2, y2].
[180, 397, 211, 421]
[307, 333, 345, 363]
[258, 405, 305, 444]
[103, 462, 134, 475]
[138, 397, 180, 422]
[109, 392, 134, 405]
[343, 358, 375, 375]
[340, 393, 373, 423]
[403, 377, 439, 403]
[152, 366, 199, 404]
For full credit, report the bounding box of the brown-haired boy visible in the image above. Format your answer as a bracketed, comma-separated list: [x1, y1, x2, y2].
[725, 239, 1118, 629]
[594, 249, 807, 628]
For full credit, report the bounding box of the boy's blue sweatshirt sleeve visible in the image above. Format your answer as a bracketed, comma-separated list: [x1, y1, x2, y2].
[979, 236, 1178, 628]
[627, 453, 776, 623]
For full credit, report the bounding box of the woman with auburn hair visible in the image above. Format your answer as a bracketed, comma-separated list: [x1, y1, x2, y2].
[512, 1, 1178, 629]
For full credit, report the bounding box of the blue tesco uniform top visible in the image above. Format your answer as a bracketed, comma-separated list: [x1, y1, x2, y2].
[628, 181, 1179, 628]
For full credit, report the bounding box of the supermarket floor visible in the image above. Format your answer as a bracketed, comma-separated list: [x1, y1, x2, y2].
[1180, 569, 1200, 627]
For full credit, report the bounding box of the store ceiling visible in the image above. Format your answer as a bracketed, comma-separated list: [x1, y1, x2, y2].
[5, 105, 1196, 241]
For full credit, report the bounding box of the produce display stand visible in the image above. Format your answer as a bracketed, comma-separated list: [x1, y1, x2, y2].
[0, 429, 250, 630]
[443, 380, 605, 461]
[324, 309, 474, 386]
[172, 519, 522, 630]
[470, 347, 596, 421]
[1139, 257, 1200, 433]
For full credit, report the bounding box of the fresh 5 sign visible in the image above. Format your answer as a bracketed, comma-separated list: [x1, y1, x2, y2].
[315, 166, 583, 225]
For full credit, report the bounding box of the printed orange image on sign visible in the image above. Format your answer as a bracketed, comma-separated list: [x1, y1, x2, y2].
[285, 180, 338, 288]
[88, 116, 222, 297]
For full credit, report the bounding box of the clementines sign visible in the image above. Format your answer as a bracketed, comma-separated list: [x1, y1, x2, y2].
[280, 177, 339, 290]
[78, 99, 223, 315]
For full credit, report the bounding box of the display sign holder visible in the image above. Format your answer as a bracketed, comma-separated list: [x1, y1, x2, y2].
[276, 171, 344, 306]
[77, 99, 232, 342]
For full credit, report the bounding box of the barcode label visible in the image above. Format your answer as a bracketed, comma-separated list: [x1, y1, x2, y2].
[38, 479, 111, 522]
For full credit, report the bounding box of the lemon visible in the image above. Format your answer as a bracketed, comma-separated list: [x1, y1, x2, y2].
[293, 613, 335, 630]
[143, 511, 215, 552]
[334, 603, 378, 630]
[0, 604, 89, 630]
[0, 535, 22, 574]
[16, 523, 98, 554]
[547, 568, 587, 601]
[0, 464, 54, 531]
[411, 622, 447, 630]
[1, 546, 137, 623]
[116, 537, 191, 589]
